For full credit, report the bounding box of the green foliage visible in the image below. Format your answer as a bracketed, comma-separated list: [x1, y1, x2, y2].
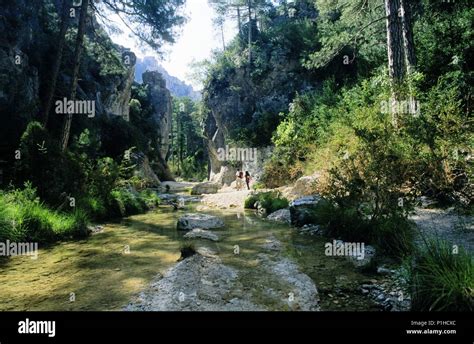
[101, 0, 186, 51]
[244, 191, 289, 214]
[308, 199, 415, 260]
[14, 122, 85, 205]
[202, 1, 321, 146]
[110, 188, 145, 217]
[0, 183, 89, 244]
[306, 0, 386, 71]
[374, 214, 415, 260]
[169, 97, 208, 180]
[410, 239, 473, 311]
[139, 190, 161, 209]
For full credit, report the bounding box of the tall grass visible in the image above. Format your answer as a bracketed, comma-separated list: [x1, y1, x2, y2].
[410, 239, 473, 311]
[307, 199, 415, 260]
[0, 184, 89, 244]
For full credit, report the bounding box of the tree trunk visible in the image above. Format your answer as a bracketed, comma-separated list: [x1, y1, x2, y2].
[221, 23, 226, 50]
[42, 0, 71, 127]
[237, 6, 242, 34]
[247, 0, 252, 65]
[60, 0, 89, 152]
[400, 0, 416, 74]
[384, 0, 405, 88]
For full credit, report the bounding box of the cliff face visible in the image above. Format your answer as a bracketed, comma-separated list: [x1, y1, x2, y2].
[203, 69, 256, 185]
[0, 0, 135, 149]
[0, 1, 177, 184]
[0, 0, 41, 156]
[94, 48, 136, 122]
[135, 56, 201, 101]
[142, 71, 174, 181]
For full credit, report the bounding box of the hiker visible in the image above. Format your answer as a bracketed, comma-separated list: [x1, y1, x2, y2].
[245, 171, 251, 190]
[238, 171, 245, 190]
[235, 170, 243, 190]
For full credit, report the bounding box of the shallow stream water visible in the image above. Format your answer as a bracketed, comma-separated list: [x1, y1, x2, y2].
[0, 202, 381, 311]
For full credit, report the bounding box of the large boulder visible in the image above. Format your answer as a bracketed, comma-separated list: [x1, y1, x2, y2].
[267, 208, 291, 224]
[177, 213, 225, 231]
[183, 228, 220, 242]
[209, 166, 236, 187]
[347, 244, 376, 269]
[191, 182, 219, 195]
[289, 195, 323, 227]
[291, 175, 320, 198]
[131, 152, 160, 187]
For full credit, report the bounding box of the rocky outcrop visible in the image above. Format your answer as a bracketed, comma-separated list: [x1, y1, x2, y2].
[290, 175, 320, 198]
[183, 229, 220, 242]
[267, 208, 291, 224]
[142, 71, 174, 181]
[135, 56, 201, 100]
[0, 0, 41, 159]
[289, 195, 323, 227]
[101, 49, 136, 121]
[191, 182, 219, 195]
[131, 152, 160, 187]
[256, 252, 320, 311]
[209, 166, 236, 186]
[124, 253, 265, 311]
[0, 1, 136, 146]
[177, 213, 225, 231]
[125, 235, 320, 312]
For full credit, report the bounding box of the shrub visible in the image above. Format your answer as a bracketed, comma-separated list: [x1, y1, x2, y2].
[14, 122, 86, 205]
[78, 196, 108, 221]
[251, 182, 266, 191]
[312, 200, 372, 242]
[410, 239, 473, 311]
[244, 191, 289, 214]
[374, 214, 415, 260]
[0, 184, 89, 243]
[109, 188, 159, 217]
[139, 190, 161, 209]
[309, 199, 415, 260]
[244, 194, 260, 209]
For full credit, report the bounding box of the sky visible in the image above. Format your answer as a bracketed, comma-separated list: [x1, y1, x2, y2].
[106, 0, 237, 90]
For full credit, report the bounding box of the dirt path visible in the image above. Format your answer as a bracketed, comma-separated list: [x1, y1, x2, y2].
[201, 189, 251, 209]
[410, 208, 474, 254]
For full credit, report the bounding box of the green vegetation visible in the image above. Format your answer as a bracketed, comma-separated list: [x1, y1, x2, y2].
[168, 97, 208, 181]
[201, 0, 472, 311]
[0, 0, 187, 245]
[0, 183, 88, 243]
[304, 199, 415, 261]
[0, 0, 472, 313]
[245, 191, 289, 214]
[410, 239, 473, 312]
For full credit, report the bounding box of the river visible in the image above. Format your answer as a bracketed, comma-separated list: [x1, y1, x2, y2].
[0, 200, 382, 311]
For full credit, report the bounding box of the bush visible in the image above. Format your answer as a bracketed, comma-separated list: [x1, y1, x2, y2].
[244, 194, 260, 209]
[14, 122, 85, 205]
[110, 188, 160, 217]
[110, 188, 144, 217]
[311, 200, 373, 242]
[309, 199, 415, 260]
[0, 183, 89, 244]
[78, 196, 108, 221]
[374, 214, 415, 260]
[410, 239, 473, 311]
[244, 191, 289, 214]
[139, 190, 161, 209]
